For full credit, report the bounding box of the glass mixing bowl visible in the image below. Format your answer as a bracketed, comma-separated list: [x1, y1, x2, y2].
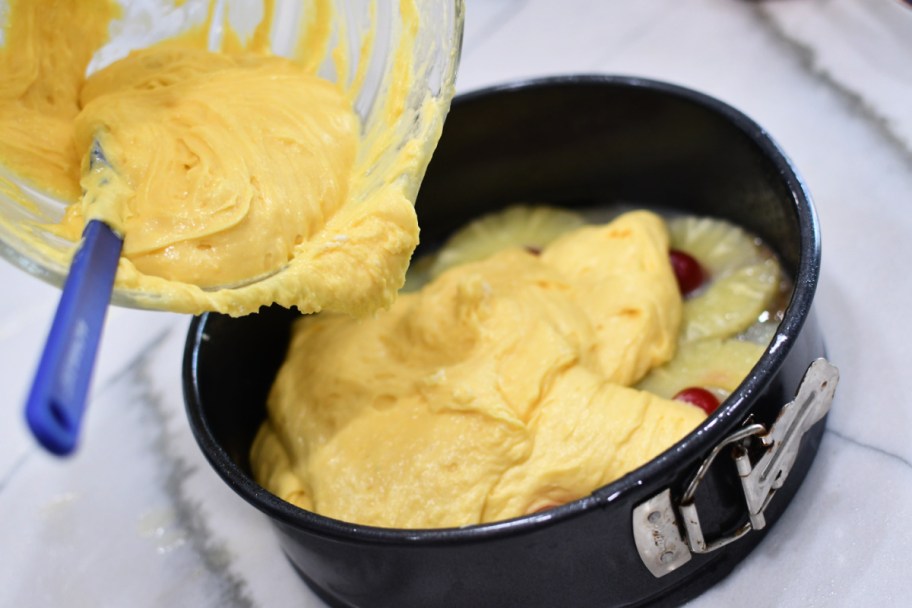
[0, 0, 464, 308]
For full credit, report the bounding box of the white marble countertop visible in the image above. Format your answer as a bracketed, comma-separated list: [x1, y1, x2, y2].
[2, 1, 912, 606]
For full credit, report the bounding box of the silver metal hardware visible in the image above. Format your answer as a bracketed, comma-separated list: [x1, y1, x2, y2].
[738, 359, 838, 530]
[632, 489, 692, 578]
[633, 358, 839, 577]
[678, 423, 766, 553]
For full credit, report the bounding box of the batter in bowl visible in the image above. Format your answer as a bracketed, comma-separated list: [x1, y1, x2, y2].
[0, 0, 450, 316]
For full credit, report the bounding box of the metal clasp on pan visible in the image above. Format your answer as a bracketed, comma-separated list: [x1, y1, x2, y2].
[633, 358, 839, 578]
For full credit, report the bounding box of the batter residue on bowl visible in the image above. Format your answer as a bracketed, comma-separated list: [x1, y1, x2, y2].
[0, 0, 451, 316]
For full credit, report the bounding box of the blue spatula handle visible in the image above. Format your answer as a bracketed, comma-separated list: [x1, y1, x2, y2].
[25, 220, 123, 456]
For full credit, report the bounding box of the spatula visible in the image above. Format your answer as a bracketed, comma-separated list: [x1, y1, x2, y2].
[25, 143, 124, 456]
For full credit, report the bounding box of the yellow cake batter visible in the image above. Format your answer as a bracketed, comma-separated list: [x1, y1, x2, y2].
[251, 211, 706, 528]
[0, 0, 449, 316]
[1, 1, 702, 528]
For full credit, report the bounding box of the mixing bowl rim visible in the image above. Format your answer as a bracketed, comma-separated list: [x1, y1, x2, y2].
[183, 73, 821, 545]
[0, 0, 467, 310]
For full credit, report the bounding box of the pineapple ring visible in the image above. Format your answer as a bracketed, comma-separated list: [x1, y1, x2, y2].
[667, 215, 767, 278]
[404, 207, 787, 412]
[680, 257, 782, 342]
[427, 205, 586, 279]
[636, 338, 766, 400]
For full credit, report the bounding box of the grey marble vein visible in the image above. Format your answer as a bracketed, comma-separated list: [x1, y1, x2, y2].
[826, 426, 912, 471]
[751, 2, 912, 170]
[0, 329, 176, 497]
[0, 450, 30, 495]
[97, 326, 174, 392]
[115, 331, 256, 608]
